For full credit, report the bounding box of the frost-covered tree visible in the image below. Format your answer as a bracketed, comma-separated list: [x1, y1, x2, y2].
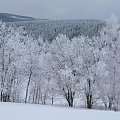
[96, 15, 120, 111]
[43, 35, 101, 107]
[0, 22, 27, 102]
[43, 35, 81, 107]
[23, 36, 51, 104]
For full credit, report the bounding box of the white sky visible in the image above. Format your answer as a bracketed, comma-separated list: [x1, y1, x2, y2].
[0, 0, 119, 20]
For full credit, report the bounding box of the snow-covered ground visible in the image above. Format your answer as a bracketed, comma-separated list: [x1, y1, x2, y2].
[0, 102, 120, 120]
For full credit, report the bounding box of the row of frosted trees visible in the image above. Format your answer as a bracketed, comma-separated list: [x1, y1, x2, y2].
[0, 16, 120, 111]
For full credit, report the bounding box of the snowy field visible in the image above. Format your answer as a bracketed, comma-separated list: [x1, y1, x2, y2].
[0, 102, 120, 120]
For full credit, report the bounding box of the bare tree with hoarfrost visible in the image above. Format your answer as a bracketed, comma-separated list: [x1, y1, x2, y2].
[23, 36, 50, 104]
[0, 22, 28, 102]
[43, 35, 80, 107]
[96, 15, 120, 111]
[43, 35, 101, 107]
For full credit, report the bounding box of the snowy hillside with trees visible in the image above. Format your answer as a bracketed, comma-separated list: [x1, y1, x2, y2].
[0, 14, 120, 114]
[8, 19, 104, 41]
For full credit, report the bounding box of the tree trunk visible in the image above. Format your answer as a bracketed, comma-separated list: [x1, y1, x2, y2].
[25, 68, 32, 103]
[63, 87, 75, 107]
[86, 79, 93, 109]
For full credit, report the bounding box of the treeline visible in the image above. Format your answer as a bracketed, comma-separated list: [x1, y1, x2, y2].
[0, 16, 120, 111]
[8, 19, 104, 41]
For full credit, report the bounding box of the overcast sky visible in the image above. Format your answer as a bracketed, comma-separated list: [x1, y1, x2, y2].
[0, 0, 119, 20]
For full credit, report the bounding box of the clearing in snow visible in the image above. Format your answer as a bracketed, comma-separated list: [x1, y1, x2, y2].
[0, 102, 120, 120]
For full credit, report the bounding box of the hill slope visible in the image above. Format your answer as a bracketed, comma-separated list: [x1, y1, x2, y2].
[0, 102, 120, 120]
[0, 13, 36, 22]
